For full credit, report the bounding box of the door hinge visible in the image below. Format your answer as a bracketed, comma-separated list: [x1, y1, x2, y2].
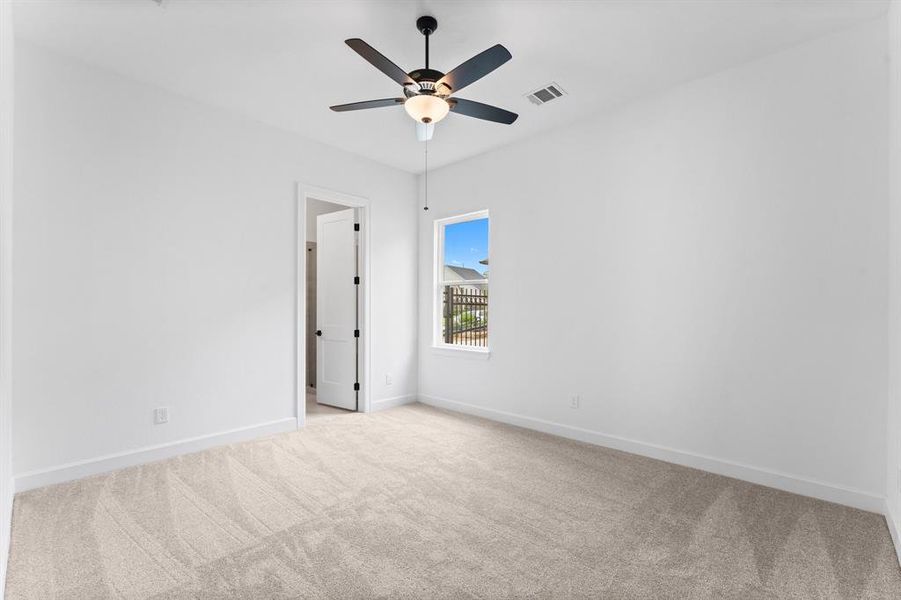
[353, 276, 360, 285]
[354, 329, 360, 338]
[353, 382, 360, 391]
[354, 223, 360, 231]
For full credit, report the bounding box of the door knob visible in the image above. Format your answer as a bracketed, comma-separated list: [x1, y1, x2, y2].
[315, 330, 322, 336]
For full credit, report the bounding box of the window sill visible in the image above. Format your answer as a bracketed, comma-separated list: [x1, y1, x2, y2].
[430, 345, 491, 360]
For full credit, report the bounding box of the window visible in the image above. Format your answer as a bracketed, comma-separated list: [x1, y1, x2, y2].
[434, 211, 489, 351]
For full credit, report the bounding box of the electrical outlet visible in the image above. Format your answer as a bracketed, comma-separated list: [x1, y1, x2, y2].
[153, 407, 169, 425]
[386, 373, 393, 386]
[570, 395, 580, 409]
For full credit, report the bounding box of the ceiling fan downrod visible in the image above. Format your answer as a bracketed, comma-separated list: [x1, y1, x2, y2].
[417, 16, 437, 70]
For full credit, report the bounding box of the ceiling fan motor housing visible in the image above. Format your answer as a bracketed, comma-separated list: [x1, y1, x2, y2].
[405, 70, 450, 98]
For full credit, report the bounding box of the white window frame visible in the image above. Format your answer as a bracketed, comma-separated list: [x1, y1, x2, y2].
[433, 210, 490, 354]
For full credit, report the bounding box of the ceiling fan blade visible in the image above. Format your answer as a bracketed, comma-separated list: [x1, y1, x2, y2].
[345, 39, 418, 89]
[437, 44, 512, 94]
[330, 98, 405, 112]
[448, 98, 518, 124]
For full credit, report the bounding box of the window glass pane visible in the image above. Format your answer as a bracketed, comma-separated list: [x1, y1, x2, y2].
[440, 216, 488, 348]
[443, 218, 488, 281]
[441, 285, 488, 348]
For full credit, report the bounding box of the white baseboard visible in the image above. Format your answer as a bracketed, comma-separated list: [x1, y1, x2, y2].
[886, 500, 901, 568]
[14, 417, 298, 493]
[371, 394, 417, 412]
[418, 394, 884, 513]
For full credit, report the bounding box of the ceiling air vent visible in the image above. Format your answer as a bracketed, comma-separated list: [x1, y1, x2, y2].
[526, 83, 566, 106]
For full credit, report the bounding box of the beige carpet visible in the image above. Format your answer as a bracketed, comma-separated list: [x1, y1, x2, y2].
[6, 404, 901, 599]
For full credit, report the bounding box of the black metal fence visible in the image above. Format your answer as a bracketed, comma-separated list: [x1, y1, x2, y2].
[443, 286, 488, 347]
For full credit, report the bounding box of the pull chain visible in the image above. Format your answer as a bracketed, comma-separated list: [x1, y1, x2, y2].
[423, 138, 429, 211]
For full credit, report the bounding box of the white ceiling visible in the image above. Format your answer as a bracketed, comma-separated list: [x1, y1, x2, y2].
[14, 0, 888, 173]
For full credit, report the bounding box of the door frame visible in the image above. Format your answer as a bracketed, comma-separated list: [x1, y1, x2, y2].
[296, 183, 371, 427]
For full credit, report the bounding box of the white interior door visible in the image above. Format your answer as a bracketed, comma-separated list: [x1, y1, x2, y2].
[316, 208, 357, 410]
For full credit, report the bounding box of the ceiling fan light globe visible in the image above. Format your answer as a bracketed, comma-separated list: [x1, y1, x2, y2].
[404, 95, 449, 124]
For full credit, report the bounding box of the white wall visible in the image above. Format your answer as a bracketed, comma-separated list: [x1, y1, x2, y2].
[887, 0, 901, 559]
[419, 20, 888, 510]
[13, 42, 418, 480]
[0, 0, 12, 595]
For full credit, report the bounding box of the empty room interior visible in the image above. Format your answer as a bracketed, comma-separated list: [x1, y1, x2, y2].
[3, 0, 901, 597]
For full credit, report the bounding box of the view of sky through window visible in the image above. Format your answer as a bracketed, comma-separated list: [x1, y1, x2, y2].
[443, 218, 489, 277]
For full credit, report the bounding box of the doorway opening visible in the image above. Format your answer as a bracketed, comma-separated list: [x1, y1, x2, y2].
[297, 185, 370, 426]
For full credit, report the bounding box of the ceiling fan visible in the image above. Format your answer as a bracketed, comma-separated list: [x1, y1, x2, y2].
[329, 16, 518, 141]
